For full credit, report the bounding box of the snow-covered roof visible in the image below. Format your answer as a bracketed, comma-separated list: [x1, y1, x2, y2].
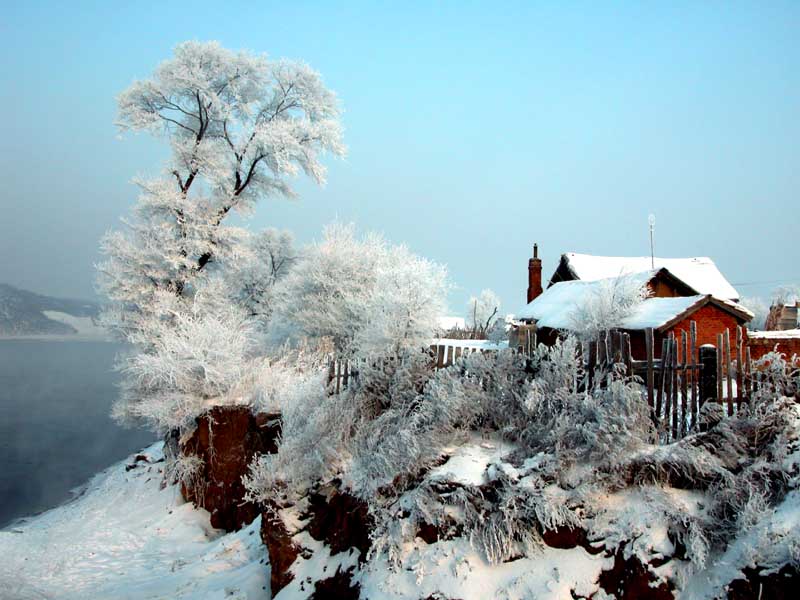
[748, 328, 800, 340]
[518, 279, 752, 331]
[554, 253, 739, 300]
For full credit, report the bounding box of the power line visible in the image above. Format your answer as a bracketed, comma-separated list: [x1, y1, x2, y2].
[731, 278, 800, 287]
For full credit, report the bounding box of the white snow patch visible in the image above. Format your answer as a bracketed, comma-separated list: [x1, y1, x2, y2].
[428, 437, 517, 486]
[0, 442, 268, 599]
[359, 537, 610, 600]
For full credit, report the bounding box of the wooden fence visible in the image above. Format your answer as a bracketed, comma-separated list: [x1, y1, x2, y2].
[329, 322, 792, 444]
[586, 323, 763, 442]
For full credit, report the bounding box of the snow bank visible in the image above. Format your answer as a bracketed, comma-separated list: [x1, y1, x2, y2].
[0, 443, 268, 600]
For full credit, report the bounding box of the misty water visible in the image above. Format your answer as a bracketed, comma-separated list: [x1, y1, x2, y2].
[0, 340, 155, 527]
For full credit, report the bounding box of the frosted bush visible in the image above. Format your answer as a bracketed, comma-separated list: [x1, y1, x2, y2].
[268, 223, 448, 358]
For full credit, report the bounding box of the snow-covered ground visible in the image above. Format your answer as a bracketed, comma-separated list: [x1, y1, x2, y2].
[0, 443, 268, 600]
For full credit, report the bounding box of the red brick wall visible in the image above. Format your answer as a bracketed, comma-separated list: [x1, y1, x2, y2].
[626, 304, 746, 361]
[747, 336, 800, 362]
[667, 305, 745, 361]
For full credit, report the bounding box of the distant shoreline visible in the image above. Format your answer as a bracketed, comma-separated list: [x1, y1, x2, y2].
[0, 334, 114, 342]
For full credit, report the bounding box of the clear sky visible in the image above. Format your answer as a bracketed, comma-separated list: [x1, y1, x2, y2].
[1, 1, 798, 315]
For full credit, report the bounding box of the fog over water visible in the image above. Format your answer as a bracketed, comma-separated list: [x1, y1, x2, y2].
[0, 340, 155, 527]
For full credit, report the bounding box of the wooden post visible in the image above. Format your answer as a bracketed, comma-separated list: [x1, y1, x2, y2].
[699, 344, 718, 409]
[597, 334, 607, 368]
[736, 326, 744, 410]
[681, 330, 688, 437]
[745, 346, 752, 406]
[436, 345, 445, 369]
[724, 329, 733, 416]
[445, 345, 454, 367]
[645, 328, 655, 412]
[716, 333, 724, 409]
[623, 333, 633, 377]
[690, 321, 698, 430]
[657, 338, 669, 425]
[662, 338, 673, 437]
[670, 335, 678, 441]
[327, 358, 336, 388]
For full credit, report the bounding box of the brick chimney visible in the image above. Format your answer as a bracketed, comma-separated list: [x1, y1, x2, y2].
[527, 243, 543, 304]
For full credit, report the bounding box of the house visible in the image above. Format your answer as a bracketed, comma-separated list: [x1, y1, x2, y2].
[747, 301, 800, 361]
[519, 246, 752, 359]
[765, 302, 799, 331]
[745, 328, 800, 362]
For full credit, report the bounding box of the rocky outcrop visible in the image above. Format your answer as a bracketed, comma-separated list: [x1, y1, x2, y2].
[596, 546, 673, 600]
[306, 485, 373, 558]
[310, 566, 360, 600]
[181, 406, 280, 531]
[259, 484, 373, 598]
[260, 504, 301, 597]
[727, 565, 800, 600]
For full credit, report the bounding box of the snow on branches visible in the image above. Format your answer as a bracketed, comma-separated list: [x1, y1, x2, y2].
[568, 274, 650, 341]
[268, 223, 448, 358]
[100, 41, 344, 342]
[98, 41, 344, 431]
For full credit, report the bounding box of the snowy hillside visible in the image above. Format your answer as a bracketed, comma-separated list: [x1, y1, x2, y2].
[0, 443, 267, 600]
[0, 283, 107, 339]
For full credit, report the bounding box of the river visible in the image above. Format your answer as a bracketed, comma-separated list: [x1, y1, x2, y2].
[0, 340, 155, 527]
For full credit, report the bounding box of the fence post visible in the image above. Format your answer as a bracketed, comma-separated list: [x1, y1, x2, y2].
[699, 344, 718, 414]
[645, 328, 655, 412]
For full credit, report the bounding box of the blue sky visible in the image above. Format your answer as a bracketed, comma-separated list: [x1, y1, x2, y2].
[1, 1, 798, 314]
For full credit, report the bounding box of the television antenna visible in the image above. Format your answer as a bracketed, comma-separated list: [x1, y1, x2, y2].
[648, 214, 656, 270]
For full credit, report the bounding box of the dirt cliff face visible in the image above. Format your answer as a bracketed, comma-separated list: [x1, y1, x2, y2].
[260, 503, 301, 597]
[259, 484, 373, 598]
[180, 406, 280, 531]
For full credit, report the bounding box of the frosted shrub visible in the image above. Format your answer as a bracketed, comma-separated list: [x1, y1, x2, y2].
[165, 453, 206, 504]
[244, 345, 330, 414]
[347, 354, 482, 499]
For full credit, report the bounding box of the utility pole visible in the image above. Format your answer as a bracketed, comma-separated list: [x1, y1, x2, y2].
[648, 214, 656, 270]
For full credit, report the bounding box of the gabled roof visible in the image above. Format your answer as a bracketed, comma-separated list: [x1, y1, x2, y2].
[550, 253, 739, 300]
[517, 278, 753, 332]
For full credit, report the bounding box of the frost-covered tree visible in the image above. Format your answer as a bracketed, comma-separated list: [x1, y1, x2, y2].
[771, 284, 800, 306]
[568, 275, 649, 341]
[112, 278, 259, 433]
[268, 223, 448, 358]
[466, 289, 501, 339]
[222, 228, 297, 326]
[740, 296, 770, 331]
[98, 41, 344, 340]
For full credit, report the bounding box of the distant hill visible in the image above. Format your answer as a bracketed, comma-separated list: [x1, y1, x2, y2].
[0, 283, 107, 339]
